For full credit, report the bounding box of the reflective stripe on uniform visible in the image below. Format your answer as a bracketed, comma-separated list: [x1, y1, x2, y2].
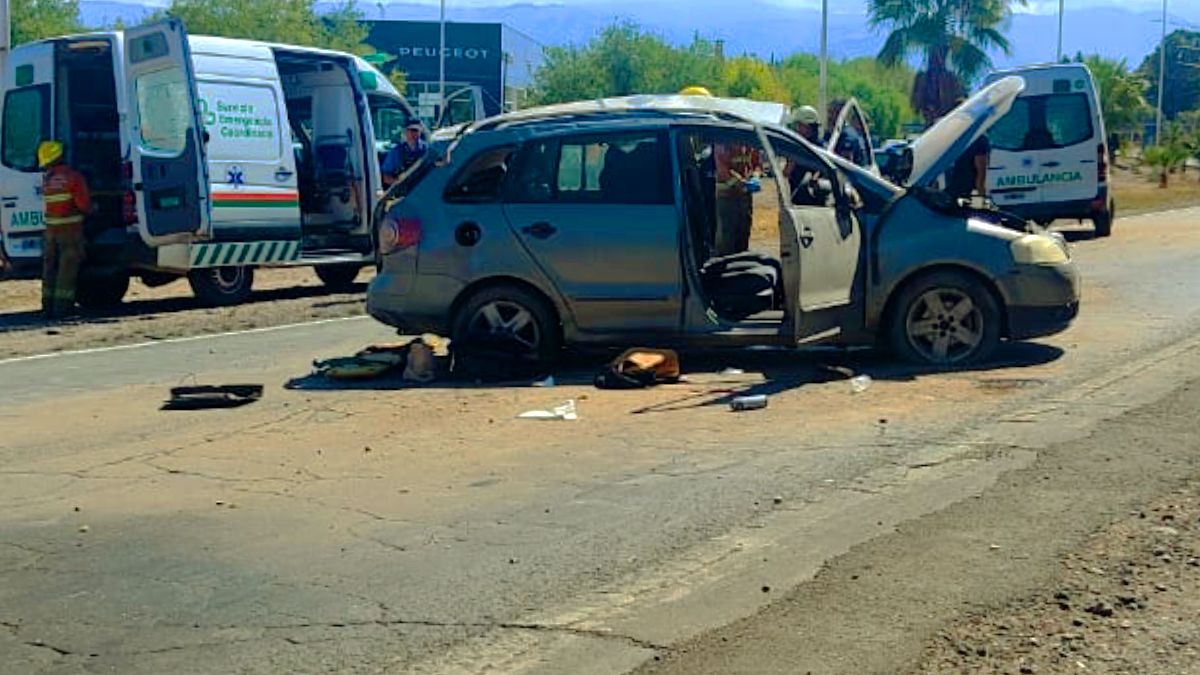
[44, 193, 74, 204]
[44, 215, 84, 226]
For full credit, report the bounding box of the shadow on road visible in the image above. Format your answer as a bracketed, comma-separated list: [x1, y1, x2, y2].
[284, 341, 1066, 412]
[0, 282, 367, 332]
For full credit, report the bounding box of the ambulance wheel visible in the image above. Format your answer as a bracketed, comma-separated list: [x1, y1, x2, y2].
[1093, 202, 1114, 238]
[315, 264, 362, 291]
[188, 266, 254, 306]
[76, 273, 130, 309]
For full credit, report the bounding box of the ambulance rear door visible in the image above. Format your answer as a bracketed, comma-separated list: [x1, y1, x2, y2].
[0, 42, 55, 267]
[124, 19, 211, 245]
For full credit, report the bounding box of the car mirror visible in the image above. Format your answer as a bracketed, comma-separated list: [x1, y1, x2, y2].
[882, 145, 913, 184]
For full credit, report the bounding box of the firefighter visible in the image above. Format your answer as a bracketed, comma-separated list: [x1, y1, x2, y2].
[38, 140, 92, 318]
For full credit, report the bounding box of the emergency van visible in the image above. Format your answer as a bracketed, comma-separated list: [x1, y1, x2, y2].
[983, 63, 1113, 237]
[0, 19, 419, 306]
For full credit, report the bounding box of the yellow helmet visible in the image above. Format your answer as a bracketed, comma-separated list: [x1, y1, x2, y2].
[679, 86, 712, 97]
[37, 140, 63, 168]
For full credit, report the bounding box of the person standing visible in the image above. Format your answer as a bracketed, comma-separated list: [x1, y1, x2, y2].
[38, 141, 91, 318]
[946, 135, 990, 201]
[381, 121, 428, 187]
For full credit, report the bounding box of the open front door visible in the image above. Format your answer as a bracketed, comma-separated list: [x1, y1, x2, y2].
[124, 19, 210, 245]
[826, 98, 876, 173]
[769, 131, 862, 343]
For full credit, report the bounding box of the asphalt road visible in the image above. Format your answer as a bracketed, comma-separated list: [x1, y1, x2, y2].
[3, 209, 1200, 674]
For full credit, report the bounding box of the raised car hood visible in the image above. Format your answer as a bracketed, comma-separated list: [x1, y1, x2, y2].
[907, 76, 1025, 188]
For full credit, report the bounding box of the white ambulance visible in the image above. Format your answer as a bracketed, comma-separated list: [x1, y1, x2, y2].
[0, 19, 419, 306]
[983, 63, 1113, 237]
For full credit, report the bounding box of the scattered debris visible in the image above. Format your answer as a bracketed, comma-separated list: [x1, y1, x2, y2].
[730, 394, 768, 411]
[77, 525, 89, 533]
[162, 384, 263, 410]
[720, 367, 745, 376]
[531, 375, 556, 388]
[518, 400, 578, 421]
[402, 341, 437, 382]
[850, 374, 873, 393]
[594, 348, 682, 389]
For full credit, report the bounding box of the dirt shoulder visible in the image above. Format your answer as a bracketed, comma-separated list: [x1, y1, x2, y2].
[1111, 165, 1200, 216]
[0, 268, 371, 360]
[635, 379, 1200, 674]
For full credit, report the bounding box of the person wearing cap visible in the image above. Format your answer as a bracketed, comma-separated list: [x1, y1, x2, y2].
[788, 105, 821, 144]
[381, 121, 428, 187]
[38, 140, 92, 318]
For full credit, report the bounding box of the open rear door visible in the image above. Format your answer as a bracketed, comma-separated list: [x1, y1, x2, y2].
[124, 19, 210, 245]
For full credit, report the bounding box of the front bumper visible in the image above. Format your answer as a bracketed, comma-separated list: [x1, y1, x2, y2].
[1002, 261, 1082, 339]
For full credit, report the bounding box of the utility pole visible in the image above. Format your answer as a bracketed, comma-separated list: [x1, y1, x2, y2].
[1056, 0, 1065, 62]
[1156, 0, 1167, 146]
[819, 0, 828, 134]
[438, 0, 447, 126]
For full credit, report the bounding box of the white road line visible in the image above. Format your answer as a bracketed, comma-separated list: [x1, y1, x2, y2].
[0, 315, 371, 366]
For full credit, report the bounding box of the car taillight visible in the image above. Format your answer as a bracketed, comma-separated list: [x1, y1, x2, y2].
[122, 160, 133, 180]
[1097, 143, 1108, 183]
[378, 215, 422, 255]
[122, 190, 137, 224]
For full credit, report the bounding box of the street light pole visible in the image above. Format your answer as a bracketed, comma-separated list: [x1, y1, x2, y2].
[438, 0, 447, 125]
[819, 0, 828, 134]
[1056, 0, 1065, 62]
[1156, 0, 1167, 146]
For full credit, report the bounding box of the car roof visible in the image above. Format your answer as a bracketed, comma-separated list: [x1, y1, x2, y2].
[448, 95, 786, 147]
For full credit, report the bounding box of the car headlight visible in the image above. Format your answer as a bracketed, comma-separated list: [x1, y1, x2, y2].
[1010, 234, 1070, 265]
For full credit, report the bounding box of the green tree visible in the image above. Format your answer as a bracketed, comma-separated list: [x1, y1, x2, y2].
[1138, 29, 1200, 121]
[11, 0, 82, 45]
[530, 23, 723, 104]
[868, 0, 1025, 125]
[163, 0, 368, 52]
[721, 56, 788, 102]
[1077, 55, 1148, 136]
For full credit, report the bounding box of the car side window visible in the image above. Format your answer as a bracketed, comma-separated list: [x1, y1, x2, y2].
[2, 84, 50, 172]
[506, 132, 671, 205]
[444, 145, 516, 203]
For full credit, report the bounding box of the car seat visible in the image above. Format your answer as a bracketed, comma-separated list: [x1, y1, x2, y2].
[314, 133, 356, 205]
[700, 252, 782, 320]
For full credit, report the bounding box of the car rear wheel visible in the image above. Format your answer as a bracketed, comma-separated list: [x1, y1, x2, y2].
[888, 271, 1001, 367]
[76, 272, 130, 309]
[188, 266, 254, 307]
[452, 285, 561, 368]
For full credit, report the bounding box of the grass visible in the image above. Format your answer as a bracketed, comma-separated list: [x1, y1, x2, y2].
[1111, 164, 1200, 216]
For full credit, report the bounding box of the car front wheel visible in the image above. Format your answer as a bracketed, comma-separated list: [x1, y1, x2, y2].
[452, 285, 561, 368]
[888, 271, 1001, 367]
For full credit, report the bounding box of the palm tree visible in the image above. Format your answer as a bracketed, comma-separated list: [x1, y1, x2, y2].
[869, 0, 1025, 125]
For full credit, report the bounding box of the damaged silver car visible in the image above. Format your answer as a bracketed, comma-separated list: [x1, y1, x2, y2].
[367, 77, 1080, 367]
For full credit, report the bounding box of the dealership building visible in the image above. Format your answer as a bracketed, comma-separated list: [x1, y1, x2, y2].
[363, 21, 544, 126]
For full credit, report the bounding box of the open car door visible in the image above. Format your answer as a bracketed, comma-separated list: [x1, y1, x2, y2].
[767, 129, 862, 343]
[826, 98, 876, 174]
[124, 19, 211, 246]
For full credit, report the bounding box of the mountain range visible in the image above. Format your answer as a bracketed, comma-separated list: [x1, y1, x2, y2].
[78, 0, 1191, 71]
